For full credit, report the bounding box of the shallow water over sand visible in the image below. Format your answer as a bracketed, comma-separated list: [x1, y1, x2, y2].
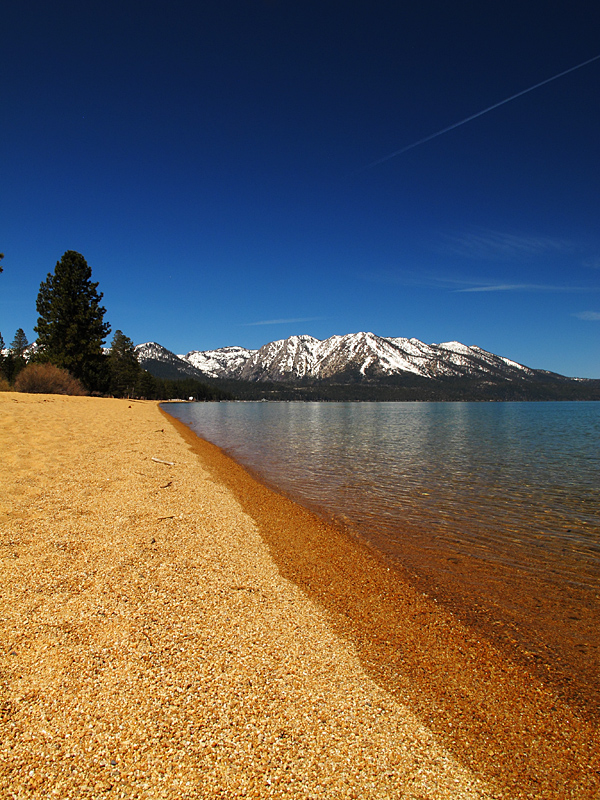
[165, 401, 600, 711]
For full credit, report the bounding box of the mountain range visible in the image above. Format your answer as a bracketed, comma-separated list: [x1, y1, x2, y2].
[134, 332, 599, 401]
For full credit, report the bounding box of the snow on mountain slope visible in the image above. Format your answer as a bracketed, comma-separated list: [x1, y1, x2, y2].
[435, 342, 535, 377]
[134, 342, 208, 380]
[136, 342, 176, 362]
[136, 333, 537, 384]
[238, 335, 322, 381]
[183, 346, 255, 378]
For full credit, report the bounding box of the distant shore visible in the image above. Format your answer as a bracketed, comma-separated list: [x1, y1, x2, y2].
[1, 392, 597, 798]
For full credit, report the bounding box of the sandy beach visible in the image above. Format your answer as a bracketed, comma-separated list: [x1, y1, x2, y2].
[1, 393, 597, 799]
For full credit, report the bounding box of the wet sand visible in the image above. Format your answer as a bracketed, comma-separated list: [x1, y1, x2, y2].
[0, 393, 597, 798]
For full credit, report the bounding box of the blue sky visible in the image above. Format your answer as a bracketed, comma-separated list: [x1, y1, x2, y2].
[1, 0, 599, 377]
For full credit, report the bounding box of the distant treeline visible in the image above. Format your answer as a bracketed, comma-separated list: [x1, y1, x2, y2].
[204, 374, 600, 402]
[136, 373, 233, 402]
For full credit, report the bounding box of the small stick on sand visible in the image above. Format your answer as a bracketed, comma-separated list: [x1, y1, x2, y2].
[151, 457, 175, 466]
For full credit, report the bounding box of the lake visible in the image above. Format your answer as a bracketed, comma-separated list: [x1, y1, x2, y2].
[164, 400, 600, 710]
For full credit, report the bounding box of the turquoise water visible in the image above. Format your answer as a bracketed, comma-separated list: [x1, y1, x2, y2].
[165, 401, 600, 694]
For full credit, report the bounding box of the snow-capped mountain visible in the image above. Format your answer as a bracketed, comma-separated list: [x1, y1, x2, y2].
[133, 342, 210, 381]
[185, 345, 254, 377]
[135, 332, 539, 384]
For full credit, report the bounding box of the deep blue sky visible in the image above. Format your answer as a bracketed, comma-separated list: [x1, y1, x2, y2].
[2, 1, 599, 377]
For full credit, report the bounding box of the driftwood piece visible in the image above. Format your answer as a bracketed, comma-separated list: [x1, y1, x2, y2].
[151, 457, 175, 466]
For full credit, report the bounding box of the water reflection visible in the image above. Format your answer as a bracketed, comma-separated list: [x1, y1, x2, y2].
[166, 401, 600, 577]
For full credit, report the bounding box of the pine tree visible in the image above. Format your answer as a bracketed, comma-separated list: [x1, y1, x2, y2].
[35, 251, 111, 391]
[5, 328, 29, 382]
[108, 330, 142, 397]
[136, 370, 158, 399]
[10, 328, 29, 357]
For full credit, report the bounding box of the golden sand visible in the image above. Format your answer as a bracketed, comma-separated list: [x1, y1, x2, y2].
[0, 393, 597, 799]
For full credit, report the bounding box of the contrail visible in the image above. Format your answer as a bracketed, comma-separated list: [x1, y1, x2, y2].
[363, 53, 600, 170]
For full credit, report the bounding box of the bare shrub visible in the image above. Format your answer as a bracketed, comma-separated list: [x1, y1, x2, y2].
[0, 376, 11, 392]
[15, 363, 87, 396]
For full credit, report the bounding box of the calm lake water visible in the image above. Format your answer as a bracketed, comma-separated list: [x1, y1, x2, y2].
[165, 401, 600, 702]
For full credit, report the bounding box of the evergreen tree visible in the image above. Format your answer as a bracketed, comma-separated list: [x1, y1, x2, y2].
[6, 328, 29, 382]
[136, 370, 158, 399]
[10, 328, 28, 357]
[35, 251, 111, 391]
[109, 330, 141, 397]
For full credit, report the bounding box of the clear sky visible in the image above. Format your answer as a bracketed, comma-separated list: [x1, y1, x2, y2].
[2, 1, 599, 377]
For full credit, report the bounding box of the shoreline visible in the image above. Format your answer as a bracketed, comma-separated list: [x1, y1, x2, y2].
[162, 405, 600, 798]
[0, 393, 596, 798]
[162, 402, 600, 724]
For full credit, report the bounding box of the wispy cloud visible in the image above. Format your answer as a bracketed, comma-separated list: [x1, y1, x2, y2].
[362, 269, 596, 294]
[441, 229, 574, 261]
[573, 311, 600, 321]
[583, 257, 600, 270]
[242, 316, 325, 327]
[455, 282, 593, 293]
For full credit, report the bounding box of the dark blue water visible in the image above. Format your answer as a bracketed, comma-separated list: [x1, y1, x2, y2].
[165, 401, 600, 691]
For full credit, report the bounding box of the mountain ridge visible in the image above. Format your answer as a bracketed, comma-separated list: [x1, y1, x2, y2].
[136, 331, 585, 383]
[136, 332, 542, 382]
[134, 333, 599, 401]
